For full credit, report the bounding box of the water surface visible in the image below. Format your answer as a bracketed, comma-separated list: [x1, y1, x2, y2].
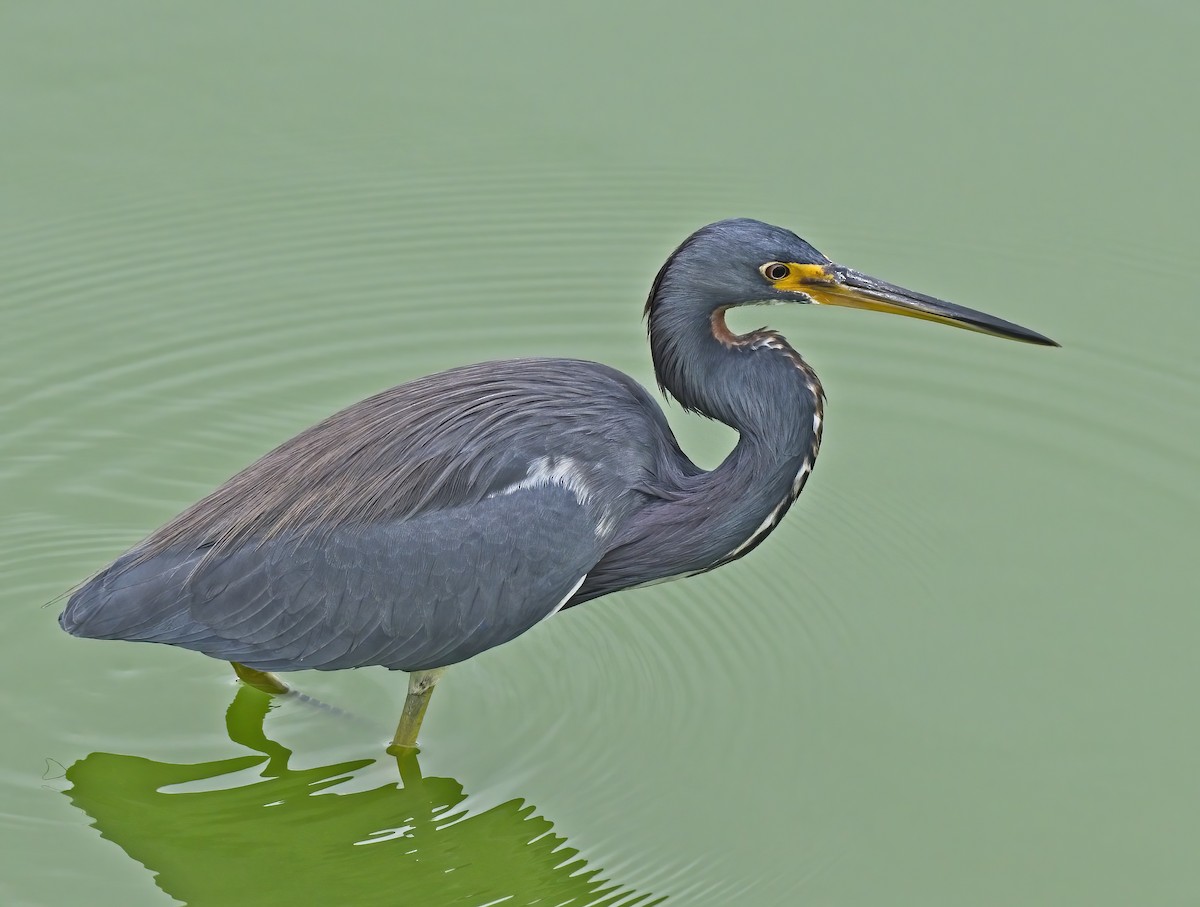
[3, 3, 1198, 905]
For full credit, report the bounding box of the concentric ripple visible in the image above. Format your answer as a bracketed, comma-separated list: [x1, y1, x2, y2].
[6, 163, 1199, 906]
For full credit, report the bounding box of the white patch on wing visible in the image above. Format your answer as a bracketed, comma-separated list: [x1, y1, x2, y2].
[593, 513, 619, 539]
[542, 574, 587, 621]
[490, 457, 618, 539]
[492, 456, 592, 506]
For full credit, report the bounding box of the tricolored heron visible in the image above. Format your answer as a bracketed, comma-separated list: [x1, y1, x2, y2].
[60, 219, 1057, 750]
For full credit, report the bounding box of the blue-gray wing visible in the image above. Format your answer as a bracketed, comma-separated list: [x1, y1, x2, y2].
[63, 485, 600, 672]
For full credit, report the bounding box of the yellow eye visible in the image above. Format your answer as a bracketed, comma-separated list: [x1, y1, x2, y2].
[762, 263, 791, 281]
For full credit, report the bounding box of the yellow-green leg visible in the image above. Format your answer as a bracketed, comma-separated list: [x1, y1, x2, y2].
[231, 661, 290, 695]
[390, 668, 446, 752]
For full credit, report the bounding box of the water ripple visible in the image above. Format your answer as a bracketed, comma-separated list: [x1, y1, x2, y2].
[6, 164, 1197, 905]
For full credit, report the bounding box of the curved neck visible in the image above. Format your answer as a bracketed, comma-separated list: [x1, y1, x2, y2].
[648, 299, 822, 461]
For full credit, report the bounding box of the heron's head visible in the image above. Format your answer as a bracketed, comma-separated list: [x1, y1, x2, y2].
[646, 218, 1058, 347]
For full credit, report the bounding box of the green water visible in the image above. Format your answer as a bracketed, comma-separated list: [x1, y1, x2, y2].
[4, 3, 1198, 905]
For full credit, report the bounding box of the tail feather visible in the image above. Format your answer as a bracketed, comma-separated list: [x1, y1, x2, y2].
[59, 550, 198, 642]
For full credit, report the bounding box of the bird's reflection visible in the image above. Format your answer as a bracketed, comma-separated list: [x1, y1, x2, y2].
[64, 687, 662, 907]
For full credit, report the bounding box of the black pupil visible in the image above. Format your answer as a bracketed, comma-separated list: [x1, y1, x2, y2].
[768, 264, 788, 280]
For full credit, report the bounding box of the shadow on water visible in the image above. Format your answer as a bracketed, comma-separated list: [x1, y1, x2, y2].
[63, 687, 663, 907]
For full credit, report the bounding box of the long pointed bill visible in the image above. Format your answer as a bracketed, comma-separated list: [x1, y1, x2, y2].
[771, 263, 1059, 347]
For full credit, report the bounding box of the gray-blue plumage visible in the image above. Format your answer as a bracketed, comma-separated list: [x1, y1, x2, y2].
[69, 487, 599, 671]
[61, 218, 1055, 682]
[62, 359, 692, 671]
